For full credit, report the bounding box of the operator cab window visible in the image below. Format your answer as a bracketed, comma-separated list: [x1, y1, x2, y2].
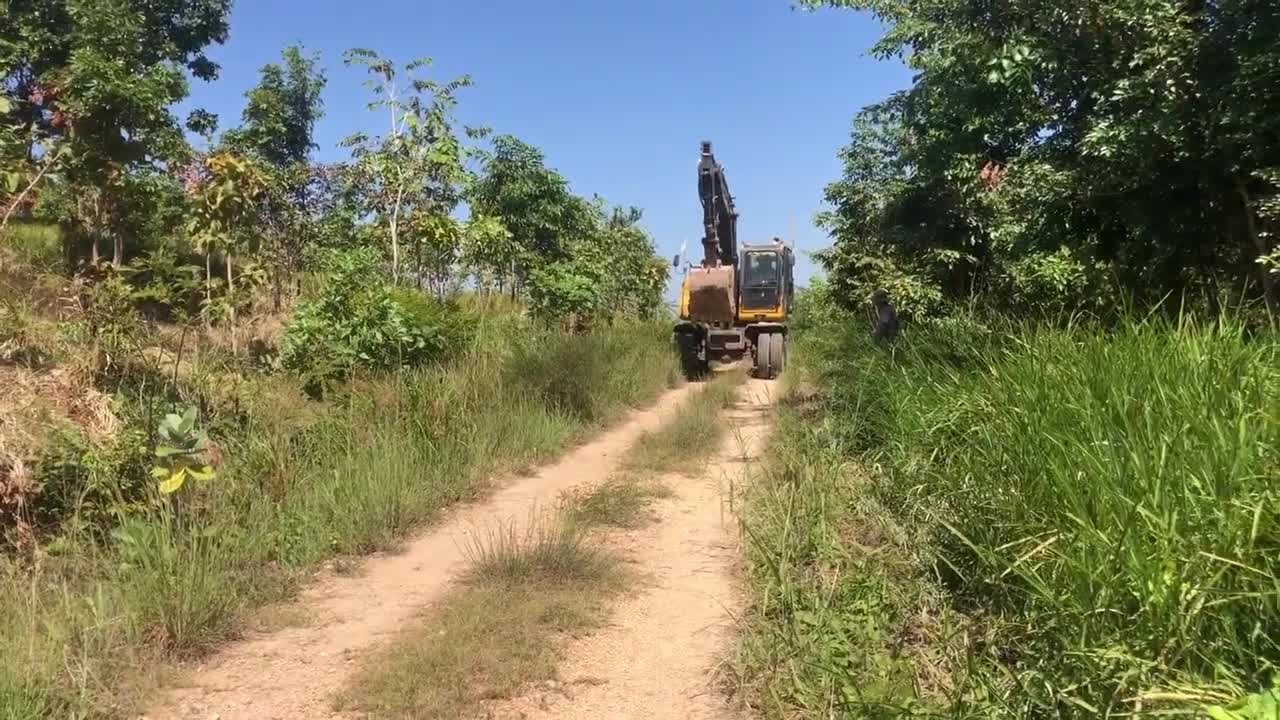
[744, 252, 779, 287]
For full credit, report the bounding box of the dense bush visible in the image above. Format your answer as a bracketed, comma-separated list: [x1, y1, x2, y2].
[281, 248, 455, 392]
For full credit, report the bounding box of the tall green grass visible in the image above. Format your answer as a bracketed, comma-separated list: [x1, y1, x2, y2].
[0, 311, 681, 719]
[738, 313, 1279, 718]
[0, 222, 62, 270]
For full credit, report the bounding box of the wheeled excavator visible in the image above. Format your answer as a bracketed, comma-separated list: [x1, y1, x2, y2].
[673, 141, 794, 380]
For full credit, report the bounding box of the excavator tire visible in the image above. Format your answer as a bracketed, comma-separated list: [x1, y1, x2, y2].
[753, 333, 773, 378]
[768, 332, 786, 377]
[677, 331, 709, 380]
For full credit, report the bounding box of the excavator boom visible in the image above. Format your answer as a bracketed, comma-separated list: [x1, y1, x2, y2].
[697, 141, 738, 268]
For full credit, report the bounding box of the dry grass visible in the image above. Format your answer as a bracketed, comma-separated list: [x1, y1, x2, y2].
[337, 514, 623, 720]
[562, 476, 673, 530]
[622, 367, 744, 475]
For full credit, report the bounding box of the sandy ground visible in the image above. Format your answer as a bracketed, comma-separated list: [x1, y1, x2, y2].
[486, 377, 775, 720]
[139, 384, 698, 720]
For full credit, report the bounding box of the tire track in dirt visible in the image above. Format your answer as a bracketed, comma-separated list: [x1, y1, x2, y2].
[139, 384, 698, 720]
[486, 377, 774, 720]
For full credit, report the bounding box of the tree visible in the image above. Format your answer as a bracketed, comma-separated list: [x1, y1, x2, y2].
[185, 150, 269, 350]
[804, 0, 1280, 314]
[342, 49, 476, 285]
[223, 44, 329, 306]
[460, 213, 518, 293]
[223, 45, 326, 168]
[468, 134, 594, 295]
[1, 0, 232, 267]
[526, 198, 668, 329]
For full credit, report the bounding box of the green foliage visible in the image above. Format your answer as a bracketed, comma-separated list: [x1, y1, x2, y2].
[280, 248, 448, 391]
[120, 244, 204, 319]
[223, 45, 327, 168]
[33, 424, 151, 534]
[84, 273, 143, 374]
[507, 322, 680, 423]
[387, 285, 474, 354]
[805, 0, 1280, 314]
[1208, 686, 1280, 720]
[186, 151, 269, 257]
[0, 222, 62, 269]
[468, 134, 596, 297]
[151, 407, 215, 495]
[749, 312, 1280, 717]
[342, 49, 476, 285]
[527, 258, 603, 327]
[524, 199, 668, 328]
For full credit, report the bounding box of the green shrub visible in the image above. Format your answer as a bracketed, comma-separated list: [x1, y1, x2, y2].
[33, 425, 151, 535]
[280, 249, 452, 393]
[0, 222, 62, 270]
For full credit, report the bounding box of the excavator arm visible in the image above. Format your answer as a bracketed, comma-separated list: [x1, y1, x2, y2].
[697, 141, 738, 268]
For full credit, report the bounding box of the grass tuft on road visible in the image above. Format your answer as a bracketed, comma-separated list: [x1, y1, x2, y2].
[340, 515, 622, 720]
[563, 477, 674, 530]
[623, 367, 745, 475]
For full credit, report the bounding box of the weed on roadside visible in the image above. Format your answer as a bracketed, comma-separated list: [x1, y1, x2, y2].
[735, 314, 1280, 719]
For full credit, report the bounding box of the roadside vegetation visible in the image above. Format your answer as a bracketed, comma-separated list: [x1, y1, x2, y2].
[1, 6, 678, 719]
[342, 369, 744, 719]
[737, 1, 1280, 717]
[739, 309, 1279, 718]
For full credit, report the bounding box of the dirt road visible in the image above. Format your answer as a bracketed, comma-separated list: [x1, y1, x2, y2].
[487, 377, 775, 720]
[141, 384, 698, 720]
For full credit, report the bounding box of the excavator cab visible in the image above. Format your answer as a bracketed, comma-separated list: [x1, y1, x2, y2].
[673, 142, 793, 380]
[738, 241, 794, 321]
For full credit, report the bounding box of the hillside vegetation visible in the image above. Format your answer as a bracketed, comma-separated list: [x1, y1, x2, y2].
[1, 6, 681, 718]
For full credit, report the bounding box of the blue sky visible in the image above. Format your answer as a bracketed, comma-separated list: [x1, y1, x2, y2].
[181, 0, 912, 294]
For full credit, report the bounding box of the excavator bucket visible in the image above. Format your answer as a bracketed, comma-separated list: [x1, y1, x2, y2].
[686, 266, 736, 324]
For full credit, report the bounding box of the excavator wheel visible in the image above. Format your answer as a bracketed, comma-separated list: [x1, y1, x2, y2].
[768, 332, 786, 377]
[677, 331, 709, 380]
[753, 333, 773, 378]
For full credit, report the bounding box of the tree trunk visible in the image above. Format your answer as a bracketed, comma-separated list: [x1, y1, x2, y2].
[390, 217, 400, 284]
[226, 252, 238, 355]
[205, 253, 213, 330]
[1235, 179, 1279, 313]
[112, 232, 123, 267]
